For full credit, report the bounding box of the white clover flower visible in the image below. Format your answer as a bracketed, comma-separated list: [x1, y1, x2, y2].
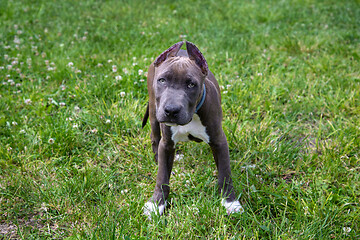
[175, 153, 184, 161]
[74, 106, 80, 112]
[14, 36, 21, 44]
[8, 79, 15, 86]
[12, 121, 18, 126]
[115, 75, 122, 81]
[105, 119, 111, 124]
[73, 124, 78, 128]
[67, 62, 74, 67]
[138, 69, 143, 75]
[343, 227, 351, 233]
[90, 128, 98, 133]
[59, 102, 66, 107]
[122, 68, 129, 74]
[24, 99, 32, 104]
[112, 65, 117, 72]
[48, 138, 55, 144]
[120, 92, 125, 97]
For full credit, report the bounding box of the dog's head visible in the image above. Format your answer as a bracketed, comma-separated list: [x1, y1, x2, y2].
[153, 41, 208, 126]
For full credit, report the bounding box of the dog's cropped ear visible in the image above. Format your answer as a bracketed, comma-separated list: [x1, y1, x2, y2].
[154, 41, 184, 67]
[186, 41, 208, 75]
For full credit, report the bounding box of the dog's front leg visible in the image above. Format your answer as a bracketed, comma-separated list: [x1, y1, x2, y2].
[149, 119, 160, 163]
[209, 130, 244, 214]
[144, 127, 175, 218]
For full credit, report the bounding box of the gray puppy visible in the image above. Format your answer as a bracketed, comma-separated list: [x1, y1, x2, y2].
[142, 41, 243, 217]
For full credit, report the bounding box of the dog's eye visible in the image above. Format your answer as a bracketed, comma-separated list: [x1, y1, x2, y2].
[187, 82, 196, 88]
[158, 78, 166, 84]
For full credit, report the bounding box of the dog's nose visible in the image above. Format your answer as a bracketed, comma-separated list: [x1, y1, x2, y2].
[164, 105, 181, 117]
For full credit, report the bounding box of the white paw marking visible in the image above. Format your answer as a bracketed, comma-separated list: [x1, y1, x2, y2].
[143, 201, 166, 219]
[221, 199, 244, 214]
[170, 114, 209, 145]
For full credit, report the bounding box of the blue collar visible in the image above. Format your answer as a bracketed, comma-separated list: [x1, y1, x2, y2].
[195, 84, 206, 113]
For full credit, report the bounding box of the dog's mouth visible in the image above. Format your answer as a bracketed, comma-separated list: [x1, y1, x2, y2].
[161, 117, 193, 127]
[164, 122, 178, 127]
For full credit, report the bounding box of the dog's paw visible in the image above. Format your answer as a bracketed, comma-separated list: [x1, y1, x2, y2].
[221, 199, 244, 215]
[143, 201, 167, 219]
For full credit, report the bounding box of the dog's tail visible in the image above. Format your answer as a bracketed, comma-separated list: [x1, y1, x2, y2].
[142, 102, 149, 128]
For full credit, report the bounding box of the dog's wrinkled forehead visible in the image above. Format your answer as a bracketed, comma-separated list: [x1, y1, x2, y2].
[155, 56, 203, 79]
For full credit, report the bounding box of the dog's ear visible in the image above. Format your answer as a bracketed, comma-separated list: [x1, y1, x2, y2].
[154, 41, 184, 67]
[186, 41, 208, 75]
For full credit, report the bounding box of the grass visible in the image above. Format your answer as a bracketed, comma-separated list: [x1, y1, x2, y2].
[0, 0, 359, 239]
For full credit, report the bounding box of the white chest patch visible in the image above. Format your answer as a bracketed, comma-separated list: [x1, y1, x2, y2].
[170, 114, 209, 145]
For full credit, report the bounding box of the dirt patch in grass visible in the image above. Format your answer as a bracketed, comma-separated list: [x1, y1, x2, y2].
[0, 213, 63, 239]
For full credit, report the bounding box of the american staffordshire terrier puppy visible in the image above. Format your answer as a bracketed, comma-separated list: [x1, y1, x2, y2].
[142, 41, 243, 218]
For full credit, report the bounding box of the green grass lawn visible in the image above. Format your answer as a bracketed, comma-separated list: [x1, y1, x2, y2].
[1, 0, 359, 239]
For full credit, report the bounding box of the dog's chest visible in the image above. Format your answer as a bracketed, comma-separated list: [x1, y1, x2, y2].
[170, 114, 209, 145]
